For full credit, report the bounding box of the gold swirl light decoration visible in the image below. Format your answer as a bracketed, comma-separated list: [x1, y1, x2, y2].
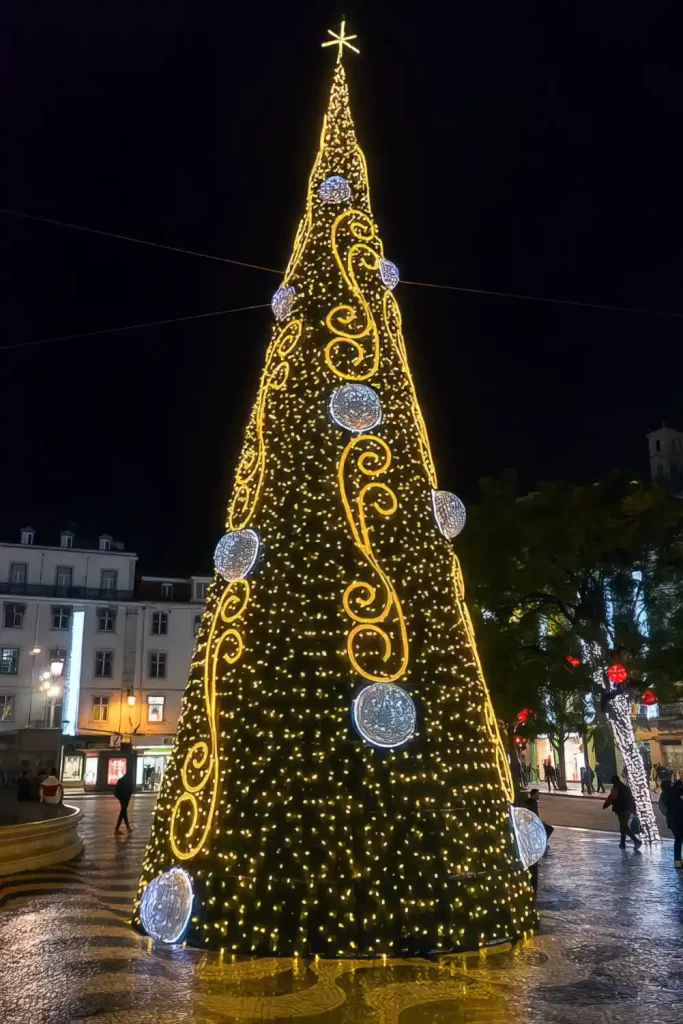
[228, 319, 303, 531]
[169, 579, 250, 860]
[338, 433, 409, 683]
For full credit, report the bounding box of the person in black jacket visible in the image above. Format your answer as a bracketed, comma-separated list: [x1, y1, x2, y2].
[603, 774, 642, 849]
[665, 779, 683, 868]
[114, 770, 134, 833]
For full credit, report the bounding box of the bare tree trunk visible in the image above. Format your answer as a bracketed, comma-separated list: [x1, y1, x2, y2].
[580, 725, 593, 793]
[507, 722, 523, 795]
[606, 691, 659, 844]
[554, 732, 568, 790]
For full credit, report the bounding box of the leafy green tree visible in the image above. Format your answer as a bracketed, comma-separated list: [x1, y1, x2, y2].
[460, 472, 683, 839]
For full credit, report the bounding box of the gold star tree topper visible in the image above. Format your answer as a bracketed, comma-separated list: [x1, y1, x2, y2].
[322, 20, 359, 60]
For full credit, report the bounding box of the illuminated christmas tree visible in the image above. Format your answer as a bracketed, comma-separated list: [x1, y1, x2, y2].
[135, 25, 538, 956]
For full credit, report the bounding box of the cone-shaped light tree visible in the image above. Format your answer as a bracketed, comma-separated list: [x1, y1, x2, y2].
[135, 31, 537, 956]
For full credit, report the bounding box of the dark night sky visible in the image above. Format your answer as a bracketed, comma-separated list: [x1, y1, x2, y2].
[1, 3, 681, 574]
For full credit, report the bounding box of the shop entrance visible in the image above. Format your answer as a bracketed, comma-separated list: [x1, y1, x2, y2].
[136, 753, 167, 791]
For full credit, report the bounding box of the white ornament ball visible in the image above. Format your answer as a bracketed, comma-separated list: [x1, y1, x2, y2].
[214, 528, 260, 582]
[510, 806, 547, 869]
[139, 867, 193, 944]
[379, 258, 400, 290]
[352, 683, 416, 749]
[431, 489, 467, 540]
[271, 284, 296, 321]
[329, 383, 382, 433]
[319, 175, 352, 203]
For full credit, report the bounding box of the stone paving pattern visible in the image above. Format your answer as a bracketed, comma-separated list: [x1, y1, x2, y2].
[1, 794, 682, 1024]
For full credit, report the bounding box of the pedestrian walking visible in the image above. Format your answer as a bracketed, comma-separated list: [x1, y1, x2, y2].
[544, 758, 558, 793]
[114, 769, 134, 834]
[663, 779, 683, 868]
[603, 774, 642, 849]
[593, 762, 606, 793]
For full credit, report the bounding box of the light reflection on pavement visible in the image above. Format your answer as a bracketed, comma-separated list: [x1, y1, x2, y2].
[1, 794, 682, 1024]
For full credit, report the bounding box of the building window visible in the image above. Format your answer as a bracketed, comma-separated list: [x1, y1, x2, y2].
[193, 613, 202, 636]
[149, 652, 167, 679]
[0, 695, 15, 721]
[0, 648, 19, 675]
[161, 582, 174, 600]
[51, 606, 72, 630]
[3, 603, 25, 629]
[55, 566, 73, 590]
[656, 439, 661, 452]
[101, 569, 118, 592]
[97, 607, 116, 632]
[91, 695, 110, 722]
[99, 536, 112, 552]
[20, 529, 34, 545]
[49, 647, 68, 673]
[151, 611, 168, 636]
[147, 695, 165, 723]
[60, 533, 74, 549]
[194, 581, 208, 601]
[9, 562, 28, 587]
[94, 650, 114, 678]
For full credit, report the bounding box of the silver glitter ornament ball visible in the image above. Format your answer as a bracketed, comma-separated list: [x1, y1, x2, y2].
[510, 806, 548, 869]
[139, 867, 194, 944]
[352, 683, 417, 749]
[379, 258, 400, 290]
[214, 528, 260, 582]
[319, 175, 352, 203]
[271, 284, 296, 321]
[431, 489, 467, 540]
[329, 383, 382, 433]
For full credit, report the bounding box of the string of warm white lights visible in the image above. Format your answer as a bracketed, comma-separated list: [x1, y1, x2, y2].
[134, 39, 537, 957]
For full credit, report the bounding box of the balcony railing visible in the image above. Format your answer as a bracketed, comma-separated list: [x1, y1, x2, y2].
[0, 581, 135, 602]
[659, 702, 683, 719]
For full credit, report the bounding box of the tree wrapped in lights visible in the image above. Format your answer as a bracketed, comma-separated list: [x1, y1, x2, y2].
[135, 32, 537, 956]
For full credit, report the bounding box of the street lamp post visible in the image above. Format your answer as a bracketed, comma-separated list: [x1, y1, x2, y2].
[43, 659, 64, 729]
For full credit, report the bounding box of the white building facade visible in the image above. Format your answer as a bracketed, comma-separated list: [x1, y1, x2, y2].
[0, 527, 210, 791]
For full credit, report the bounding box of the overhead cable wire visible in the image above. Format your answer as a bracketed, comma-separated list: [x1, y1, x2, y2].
[401, 278, 683, 319]
[0, 303, 271, 352]
[2, 206, 682, 324]
[0, 207, 282, 274]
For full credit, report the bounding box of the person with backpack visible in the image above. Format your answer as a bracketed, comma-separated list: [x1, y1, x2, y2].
[603, 774, 642, 849]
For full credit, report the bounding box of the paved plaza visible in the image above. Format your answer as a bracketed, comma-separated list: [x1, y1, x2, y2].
[1, 794, 682, 1024]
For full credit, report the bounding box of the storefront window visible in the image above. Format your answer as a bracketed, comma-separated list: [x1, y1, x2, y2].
[136, 752, 168, 791]
[84, 756, 98, 786]
[62, 754, 83, 782]
[107, 757, 127, 786]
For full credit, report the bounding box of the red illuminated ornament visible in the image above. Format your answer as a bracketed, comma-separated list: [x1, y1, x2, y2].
[641, 690, 658, 706]
[565, 655, 580, 667]
[516, 708, 533, 723]
[607, 663, 628, 684]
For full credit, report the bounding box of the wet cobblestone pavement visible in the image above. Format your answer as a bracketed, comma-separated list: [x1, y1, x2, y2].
[1, 795, 682, 1024]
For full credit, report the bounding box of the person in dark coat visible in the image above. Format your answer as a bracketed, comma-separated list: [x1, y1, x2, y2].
[665, 779, 683, 868]
[544, 759, 558, 793]
[16, 769, 32, 802]
[114, 770, 134, 833]
[603, 774, 642, 849]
